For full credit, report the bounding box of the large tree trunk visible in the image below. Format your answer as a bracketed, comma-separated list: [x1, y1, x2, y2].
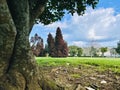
[0, 0, 16, 78]
[0, 0, 41, 89]
[0, 0, 63, 90]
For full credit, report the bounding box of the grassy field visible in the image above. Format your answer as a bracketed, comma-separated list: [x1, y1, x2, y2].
[36, 57, 120, 73]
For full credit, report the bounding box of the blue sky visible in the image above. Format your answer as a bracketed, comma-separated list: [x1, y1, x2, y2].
[30, 0, 120, 47]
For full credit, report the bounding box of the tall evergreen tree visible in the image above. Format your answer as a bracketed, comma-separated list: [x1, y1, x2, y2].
[54, 27, 68, 57]
[47, 33, 55, 56]
[47, 27, 68, 57]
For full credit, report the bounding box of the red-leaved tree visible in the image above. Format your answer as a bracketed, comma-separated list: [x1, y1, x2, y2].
[47, 33, 55, 56]
[47, 27, 68, 57]
[30, 33, 44, 56]
[55, 27, 68, 57]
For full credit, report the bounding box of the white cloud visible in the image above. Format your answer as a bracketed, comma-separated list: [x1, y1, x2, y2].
[45, 21, 68, 29]
[88, 28, 107, 40]
[50, 8, 120, 47]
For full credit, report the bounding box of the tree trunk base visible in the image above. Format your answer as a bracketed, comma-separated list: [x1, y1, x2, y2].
[0, 68, 64, 90]
[0, 71, 42, 90]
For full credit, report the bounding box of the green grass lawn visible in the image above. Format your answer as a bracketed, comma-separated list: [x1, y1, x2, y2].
[36, 57, 120, 73]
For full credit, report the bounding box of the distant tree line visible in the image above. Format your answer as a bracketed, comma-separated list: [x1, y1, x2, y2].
[68, 46, 108, 57]
[30, 29, 120, 58]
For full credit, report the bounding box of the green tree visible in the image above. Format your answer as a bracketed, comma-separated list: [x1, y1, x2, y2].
[100, 47, 108, 57]
[110, 48, 117, 57]
[0, 0, 99, 89]
[77, 48, 83, 57]
[116, 41, 120, 55]
[69, 46, 78, 56]
[90, 46, 98, 57]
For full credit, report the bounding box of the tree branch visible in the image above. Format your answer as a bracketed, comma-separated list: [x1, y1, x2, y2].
[29, 0, 47, 32]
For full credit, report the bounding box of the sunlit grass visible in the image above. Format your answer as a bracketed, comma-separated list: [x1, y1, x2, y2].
[36, 57, 120, 73]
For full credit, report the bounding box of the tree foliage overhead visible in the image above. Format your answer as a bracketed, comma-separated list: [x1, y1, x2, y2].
[38, 0, 99, 25]
[6, 0, 99, 33]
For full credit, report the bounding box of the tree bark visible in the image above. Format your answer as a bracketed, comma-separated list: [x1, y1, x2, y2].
[0, 0, 63, 90]
[0, 0, 16, 77]
[0, 0, 41, 90]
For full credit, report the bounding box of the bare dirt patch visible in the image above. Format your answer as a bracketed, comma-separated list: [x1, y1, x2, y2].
[41, 65, 120, 90]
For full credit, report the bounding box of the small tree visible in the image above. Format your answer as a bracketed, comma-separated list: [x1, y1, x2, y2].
[90, 46, 98, 57]
[30, 33, 44, 56]
[116, 41, 120, 55]
[68, 46, 78, 57]
[100, 47, 107, 57]
[110, 48, 117, 57]
[77, 47, 83, 57]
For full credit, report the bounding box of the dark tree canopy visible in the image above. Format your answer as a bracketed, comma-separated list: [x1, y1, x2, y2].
[37, 0, 99, 25]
